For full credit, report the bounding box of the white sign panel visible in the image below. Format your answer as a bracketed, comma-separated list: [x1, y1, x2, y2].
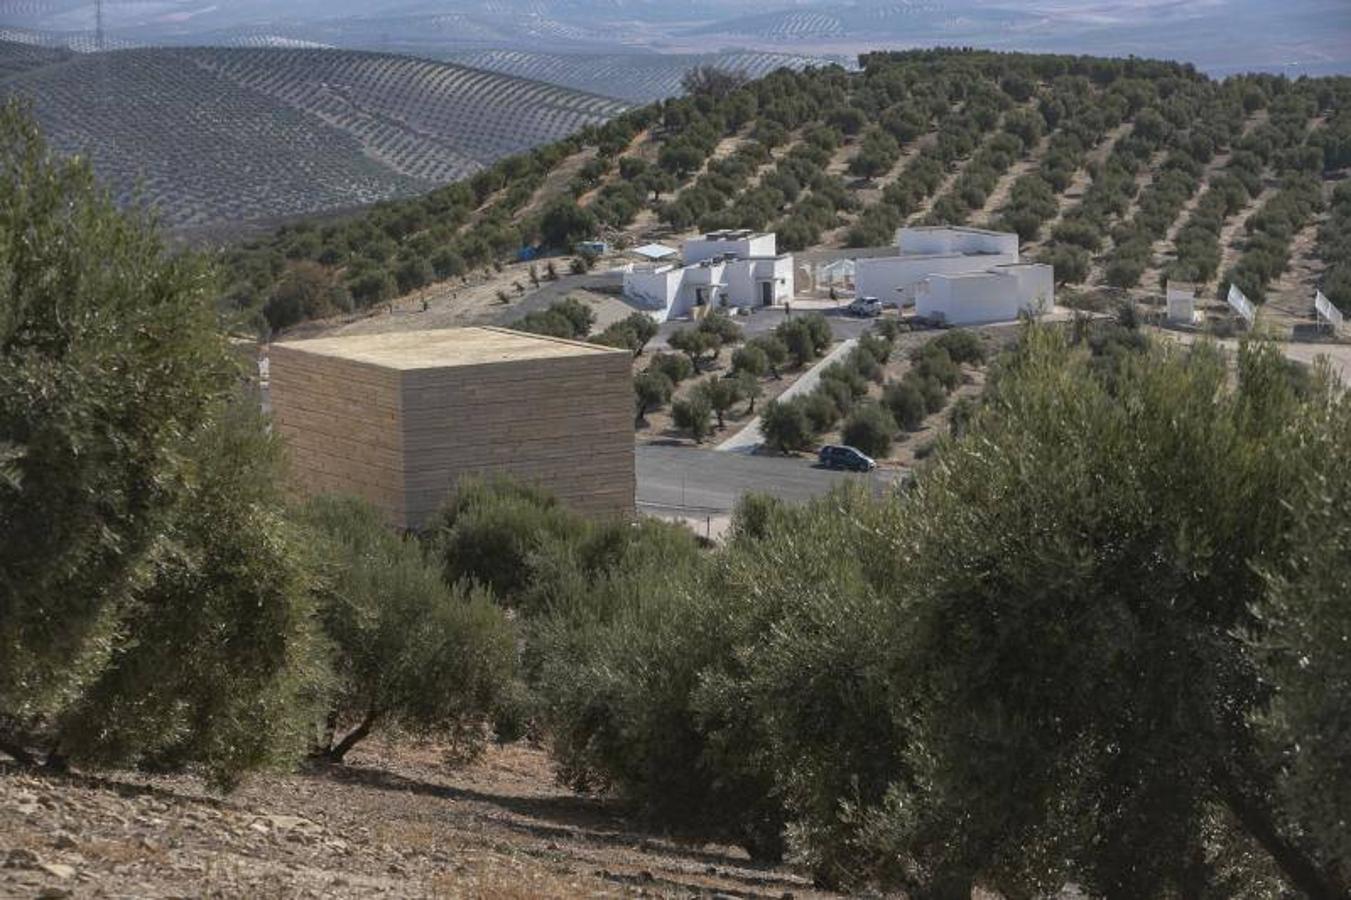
[1314, 290, 1343, 329]
[1227, 284, 1255, 325]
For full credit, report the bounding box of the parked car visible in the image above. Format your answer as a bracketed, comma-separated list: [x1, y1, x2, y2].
[847, 296, 883, 318]
[817, 444, 877, 472]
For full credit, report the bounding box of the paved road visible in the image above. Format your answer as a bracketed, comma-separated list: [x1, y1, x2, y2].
[636, 444, 904, 515]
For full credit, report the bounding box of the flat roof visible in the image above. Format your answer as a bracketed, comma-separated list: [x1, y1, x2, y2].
[902, 225, 1016, 238]
[273, 326, 619, 371]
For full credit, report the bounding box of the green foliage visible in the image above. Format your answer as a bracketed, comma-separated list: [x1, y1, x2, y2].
[695, 376, 743, 429]
[746, 335, 788, 377]
[731, 344, 769, 377]
[593, 312, 659, 357]
[647, 351, 695, 385]
[841, 401, 896, 457]
[0, 102, 320, 782]
[515, 297, 596, 339]
[883, 379, 928, 431]
[633, 370, 674, 425]
[668, 327, 722, 372]
[534, 326, 1351, 897]
[697, 311, 744, 345]
[760, 398, 812, 453]
[301, 496, 516, 762]
[539, 198, 599, 250]
[928, 329, 987, 365]
[429, 477, 575, 602]
[672, 393, 715, 443]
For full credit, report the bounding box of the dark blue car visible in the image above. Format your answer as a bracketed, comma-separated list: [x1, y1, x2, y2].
[817, 444, 877, 472]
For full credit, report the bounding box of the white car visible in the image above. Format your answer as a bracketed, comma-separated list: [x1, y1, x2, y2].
[847, 296, 883, 318]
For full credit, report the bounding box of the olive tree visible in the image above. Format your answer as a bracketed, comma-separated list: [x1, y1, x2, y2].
[0, 102, 320, 782]
[302, 496, 516, 763]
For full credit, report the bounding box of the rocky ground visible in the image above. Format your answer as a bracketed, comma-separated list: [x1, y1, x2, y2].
[0, 741, 823, 899]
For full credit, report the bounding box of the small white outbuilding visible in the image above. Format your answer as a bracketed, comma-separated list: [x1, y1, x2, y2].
[1166, 281, 1198, 325]
[916, 263, 1054, 326]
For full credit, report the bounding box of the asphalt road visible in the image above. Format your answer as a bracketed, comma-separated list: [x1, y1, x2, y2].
[636, 444, 905, 515]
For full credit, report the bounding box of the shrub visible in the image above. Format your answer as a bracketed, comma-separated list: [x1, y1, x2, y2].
[842, 402, 897, 458]
[760, 399, 812, 453]
[883, 380, 928, 431]
[746, 335, 789, 378]
[775, 318, 817, 367]
[669, 328, 722, 372]
[0, 105, 320, 781]
[916, 373, 949, 413]
[429, 477, 574, 602]
[633, 371, 674, 425]
[801, 390, 842, 433]
[929, 329, 987, 365]
[698, 311, 744, 345]
[648, 351, 694, 385]
[673, 394, 714, 443]
[594, 312, 659, 357]
[535, 327, 1351, 897]
[694, 377, 743, 429]
[731, 345, 770, 377]
[911, 346, 962, 391]
[302, 496, 516, 763]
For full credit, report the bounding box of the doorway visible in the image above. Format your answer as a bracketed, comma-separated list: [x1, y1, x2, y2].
[759, 281, 773, 306]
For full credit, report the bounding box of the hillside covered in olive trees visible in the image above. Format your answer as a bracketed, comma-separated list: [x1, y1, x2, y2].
[216, 48, 1351, 337]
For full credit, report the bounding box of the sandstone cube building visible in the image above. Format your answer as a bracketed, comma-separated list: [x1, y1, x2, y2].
[269, 327, 635, 530]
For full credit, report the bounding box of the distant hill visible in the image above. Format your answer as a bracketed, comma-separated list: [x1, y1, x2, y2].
[441, 49, 833, 103]
[0, 43, 628, 230]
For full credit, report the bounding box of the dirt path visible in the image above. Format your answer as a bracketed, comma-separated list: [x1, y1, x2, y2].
[1210, 183, 1276, 293]
[1140, 111, 1269, 290]
[821, 131, 938, 247]
[1, 742, 827, 899]
[1085, 148, 1167, 284]
[1259, 196, 1331, 334]
[970, 133, 1051, 228]
[1024, 119, 1133, 253]
[518, 146, 599, 221]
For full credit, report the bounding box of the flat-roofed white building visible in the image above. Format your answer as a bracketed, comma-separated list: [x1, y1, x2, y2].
[916, 263, 1054, 326]
[1166, 281, 1198, 324]
[855, 226, 1021, 306]
[683, 229, 779, 265]
[623, 230, 794, 321]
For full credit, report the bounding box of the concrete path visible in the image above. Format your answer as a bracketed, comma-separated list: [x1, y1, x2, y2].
[715, 338, 858, 453]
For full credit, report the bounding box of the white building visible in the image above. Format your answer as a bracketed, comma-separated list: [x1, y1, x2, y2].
[854, 226, 1021, 307]
[1166, 281, 1198, 324]
[623, 230, 794, 322]
[916, 263, 1055, 326]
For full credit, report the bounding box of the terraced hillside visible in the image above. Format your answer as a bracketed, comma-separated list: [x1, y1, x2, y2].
[0, 43, 628, 229]
[441, 49, 829, 103]
[202, 50, 1348, 335]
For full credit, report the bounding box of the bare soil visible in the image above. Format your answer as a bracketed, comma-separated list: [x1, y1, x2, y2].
[0, 741, 825, 899]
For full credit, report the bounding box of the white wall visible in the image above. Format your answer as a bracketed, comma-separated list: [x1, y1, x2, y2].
[624, 266, 679, 312]
[1166, 286, 1196, 324]
[897, 227, 1019, 258]
[856, 250, 1018, 306]
[625, 252, 795, 321]
[917, 265, 1053, 325]
[684, 233, 778, 265]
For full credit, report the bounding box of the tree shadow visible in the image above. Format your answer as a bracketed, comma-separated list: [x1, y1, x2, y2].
[321, 762, 802, 889]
